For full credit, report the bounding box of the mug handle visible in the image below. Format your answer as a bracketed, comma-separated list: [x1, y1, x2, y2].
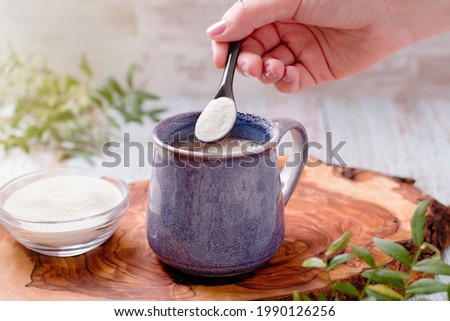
[272, 118, 308, 206]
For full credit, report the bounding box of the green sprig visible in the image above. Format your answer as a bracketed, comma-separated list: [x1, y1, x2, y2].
[0, 46, 166, 160]
[300, 200, 450, 301]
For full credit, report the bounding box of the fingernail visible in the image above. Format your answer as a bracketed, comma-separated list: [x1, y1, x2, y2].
[207, 20, 227, 37]
[241, 64, 251, 77]
[282, 74, 292, 83]
[264, 64, 276, 79]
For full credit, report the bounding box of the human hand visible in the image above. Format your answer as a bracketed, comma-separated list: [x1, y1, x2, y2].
[207, 0, 450, 93]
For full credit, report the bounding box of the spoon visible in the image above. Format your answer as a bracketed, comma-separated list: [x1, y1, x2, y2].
[195, 41, 241, 143]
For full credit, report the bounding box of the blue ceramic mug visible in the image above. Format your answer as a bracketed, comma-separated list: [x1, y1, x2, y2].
[147, 111, 308, 276]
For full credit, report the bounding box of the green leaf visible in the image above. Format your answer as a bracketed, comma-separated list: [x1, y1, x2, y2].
[133, 95, 145, 112]
[325, 231, 352, 258]
[25, 126, 45, 139]
[301, 294, 312, 301]
[65, 75, 80, 90]
[411, 200, 429, 247]
[366, 284, 404, 301]
[332, 282, 360, 297]
[406, 279, 448, 296]
[412, 259, 450, 276]
[327, 253, 355, 271]
[317, 293, 328, 301]
[302, 257, 326, 268]
[54, 110, 75, 122]
[373, 237, 411, 267]
[127, 64, 135, 89]
[362, 269, 409, 289]
[79, 54, 93, 78]
[90, 96, 104, 108]
[107, 77, 126, 97]
[131, 97, 145, 116]
[351, 245, 376, 268]
[96, 87, 114, 105]
[134, 89, 159, 101]
[421, 242, 441, 260]
[19, 139, 30, 153]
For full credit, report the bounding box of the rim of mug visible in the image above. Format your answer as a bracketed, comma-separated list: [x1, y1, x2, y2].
[152, 111, 280, 159]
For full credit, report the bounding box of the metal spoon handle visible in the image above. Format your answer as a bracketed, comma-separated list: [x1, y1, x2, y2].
[214, 41, 241, 100]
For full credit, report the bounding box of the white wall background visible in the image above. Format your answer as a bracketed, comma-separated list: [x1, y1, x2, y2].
[1, 0, 450, 100]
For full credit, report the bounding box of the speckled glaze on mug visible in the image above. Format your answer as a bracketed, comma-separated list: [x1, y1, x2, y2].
[147, 111, 308, 276]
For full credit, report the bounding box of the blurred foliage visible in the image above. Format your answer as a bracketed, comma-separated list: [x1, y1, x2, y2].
[299, 200, 450, 301]
[0, 46, 165, 160]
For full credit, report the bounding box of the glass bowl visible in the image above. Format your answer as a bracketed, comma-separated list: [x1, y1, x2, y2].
[0, 168, 129, 257]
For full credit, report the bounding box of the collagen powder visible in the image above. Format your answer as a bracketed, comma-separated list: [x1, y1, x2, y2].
[1, 172, 128, 253]
[195, 97, 237, 142]
[4, 175, 123, 222]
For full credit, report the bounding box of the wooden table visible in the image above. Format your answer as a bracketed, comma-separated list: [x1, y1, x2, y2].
[0, 96, 449, 300]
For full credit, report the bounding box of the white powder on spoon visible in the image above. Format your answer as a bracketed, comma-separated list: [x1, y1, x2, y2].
[195, 97, 237, 142]
[4, 175, 123, 222]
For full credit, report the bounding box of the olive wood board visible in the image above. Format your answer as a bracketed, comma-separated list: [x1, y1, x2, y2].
[0, 160, 449, 300]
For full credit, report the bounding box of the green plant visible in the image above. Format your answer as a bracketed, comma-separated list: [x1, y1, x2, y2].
[300, 200, 450, 301]
[0, 46, 166, 160]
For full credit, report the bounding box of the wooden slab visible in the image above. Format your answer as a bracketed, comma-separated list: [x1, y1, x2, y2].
[0, 161, 448, 300]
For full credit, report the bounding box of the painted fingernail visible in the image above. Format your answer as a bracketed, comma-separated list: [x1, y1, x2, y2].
[241, 64, 251, 77]
[207, 20, 227, 37]
[264, 64, 276, 79]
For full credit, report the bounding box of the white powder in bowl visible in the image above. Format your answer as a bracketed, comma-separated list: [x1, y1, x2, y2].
[4, 175, 123, 222]
[195, 97, 237, 142]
